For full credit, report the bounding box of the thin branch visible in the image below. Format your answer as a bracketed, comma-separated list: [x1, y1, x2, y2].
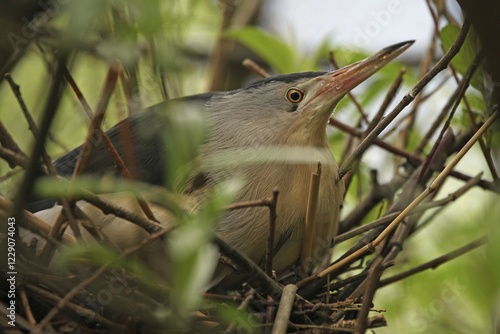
[365, 67, 407, 136]
[214, 235, 283, 298]
[336, 20, 471, 183]
[11, 54, 67, 220]
[72, 64, 121, 176]
[265, 189, 279, 276]
[416, 51, 484, 184]
[356, 255, 384, 333]
[300, 110, 497, 285]
[225, 288, 256, 333]
[19, 287, 37, 326]
[379, 238, 486, 287]
[271, 284, 297, 334]
[31, 226, 173, 333]
[243, 58, 270, 78]
[300, 162, 322, 271]
[26, 283, 127, 331]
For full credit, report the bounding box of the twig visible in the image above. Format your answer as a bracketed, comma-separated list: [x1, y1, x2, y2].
[19, 287, 37, 325]
[65, 66, 159, 222]
[5, 73, 84, 245]
[0, 196, 75, 245]
[300, 162, 322, 272]
[226, 198, 273, 210]
[0, 146, 30, 169]
[416, 51, 484, 184]
[399, 23, 436, 149]
[0, 302, 37, 333]
[365, 67, 407, 136]
[81, 190, 164, 233]
[31, 226, 173, 333]
[356, 255, 384, 334]
[0, 117, 29, 168]
[213, 236, 283, 298]
[379, 238, 486, 287]
[11, 54, 68, 220]
[62, 66, 93, 118]
[336, 20, 471, 183]
[310, 110, 497, 282]
[225, 288, 256, 333]
[72, 64, 121, 176]
[330, 117, 498, 194]
[243, 58, 270, 78]
[39, 65, 121, 258]
[336, 172, 483, 243]
[26, 283, 127, 331]
[265, 189, 279, 276]
[271, 284, 297, 334]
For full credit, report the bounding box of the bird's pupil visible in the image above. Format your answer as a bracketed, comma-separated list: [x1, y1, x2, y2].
[291, 92, 300, 101]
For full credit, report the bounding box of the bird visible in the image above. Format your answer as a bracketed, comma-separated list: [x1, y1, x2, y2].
[28, 41, 413, 287]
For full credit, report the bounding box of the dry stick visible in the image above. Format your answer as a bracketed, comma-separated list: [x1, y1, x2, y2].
[365, 68, 407, 136]
[0, 115, 29, 168]
[355, 254, 384, 334]
[214, 236, 283, 298]
[225, 288, 256, 333]
[19, 287, 37, 326]
[0, 146, 30, 169]
[80, 190, 163, 233]
[11, 55, 67, 222]
[4, 74, 55, 175]
[243, 58, 270, 78]
[25, 283, 127, 332]
[425, 0, 499, 181]
[3, 73, 65, 152]
[341, 68, 406, 197]
[336, 20, 471, 183]
[308, 110, 497, 283]
[226, 198, 273, 210]
[265, 189, 279, 276]
[415, 77, 462, 155]
[39, 65, 124, 259]
[271, 284, 298, 334]
[399, 26, 436, 149]
[264, 189, 279, 334]
[416, 51, 484, 184]
[5, 73, 82, 242]
[72, 64, 120, 177]
[300, 162, 322, 271]
[0, 196, 75, 244]
[335, 172, 483, 243]
[379, 237, 486, 287]
[329, 117, 498, 193]
[0, 302, 37, 333]
[63, 66, 159, 222]
[31, 225, 173, 333]
[328, 50, 369, 124]
[62, 66, 92, 118]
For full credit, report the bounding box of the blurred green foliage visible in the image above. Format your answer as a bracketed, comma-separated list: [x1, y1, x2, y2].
[0, 1, 497, 332]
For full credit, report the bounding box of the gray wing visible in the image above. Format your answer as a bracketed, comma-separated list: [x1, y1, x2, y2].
[27, 93, 214, 212]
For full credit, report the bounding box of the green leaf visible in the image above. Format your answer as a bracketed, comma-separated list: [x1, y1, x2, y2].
[168, 179, 242, 320]
[440, 24, 484, 92]
[226, 27, 296, 73]
[158, 100, 208, 192]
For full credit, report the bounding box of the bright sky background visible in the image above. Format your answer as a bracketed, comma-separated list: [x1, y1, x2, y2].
[260, 0, 462, 56]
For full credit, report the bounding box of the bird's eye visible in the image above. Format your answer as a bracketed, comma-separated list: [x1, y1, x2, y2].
[286, 88, 304, 103]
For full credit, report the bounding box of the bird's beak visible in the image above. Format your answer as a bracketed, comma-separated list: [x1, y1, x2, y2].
[310, 40, 414, 105]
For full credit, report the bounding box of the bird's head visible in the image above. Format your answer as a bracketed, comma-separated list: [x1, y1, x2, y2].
[211, 41, 413, 148]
